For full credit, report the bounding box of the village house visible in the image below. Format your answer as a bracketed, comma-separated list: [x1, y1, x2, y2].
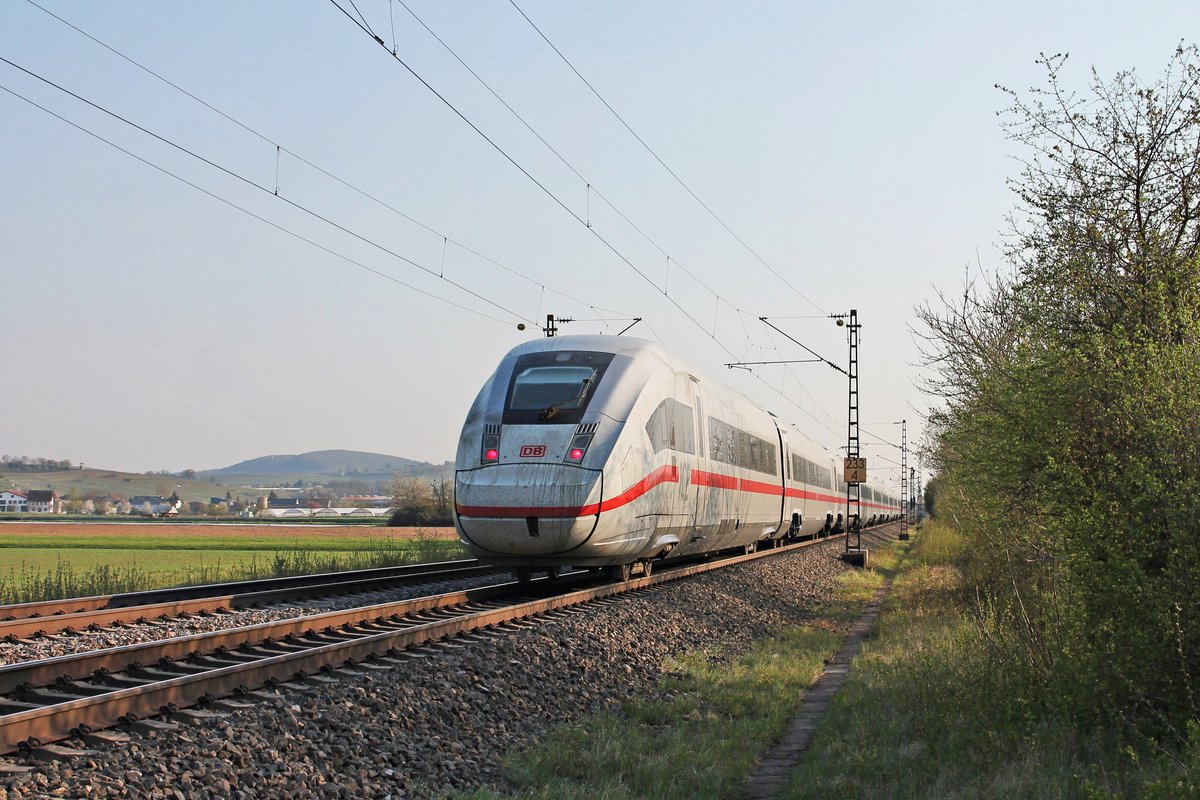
[0, 490, 28, 513]
[26, 490, 61, 513]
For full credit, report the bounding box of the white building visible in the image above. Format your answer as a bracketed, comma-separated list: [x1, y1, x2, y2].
[0, 490, 28, 513]
[27, 490, 62, 513]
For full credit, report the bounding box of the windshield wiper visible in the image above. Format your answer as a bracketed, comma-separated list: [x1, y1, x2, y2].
[539, 377, 592, 421]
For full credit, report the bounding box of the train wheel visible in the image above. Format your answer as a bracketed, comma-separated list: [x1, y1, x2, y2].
[743, 541, 757, 555]
[514, 567, 532, 585]
[611, 563, 632, 582]
[641, 560, 653, 578]
[546, 565, 561, 581]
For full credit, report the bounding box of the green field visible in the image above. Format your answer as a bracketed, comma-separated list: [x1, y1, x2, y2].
[0, 532, 415, 553]
[0, 525, 466, 604]
[0, 547, 284, 577]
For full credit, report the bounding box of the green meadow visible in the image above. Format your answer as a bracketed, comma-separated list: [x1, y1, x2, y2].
[0, 525, 466, 604]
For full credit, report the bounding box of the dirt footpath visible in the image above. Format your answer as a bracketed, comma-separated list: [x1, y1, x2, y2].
[0, 522, 458, 540]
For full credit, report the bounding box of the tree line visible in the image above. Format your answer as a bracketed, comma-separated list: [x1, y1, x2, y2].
[1, 455, 73, 472]
[920, 46, 1200, 740]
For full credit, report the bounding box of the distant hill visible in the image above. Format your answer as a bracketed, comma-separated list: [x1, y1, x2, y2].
[0, 467, 261, 505]
[200, 450, 447, 480]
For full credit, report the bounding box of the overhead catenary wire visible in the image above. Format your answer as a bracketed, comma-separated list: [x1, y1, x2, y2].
[326, 1, 745, 358]
[496, 3, 899, 444]
[22, 1, 909, 456]
[507, 0, 827, 316]
[0, 54, 539, 327]
[329, 0, 855, 439]
[388, 0, 753, 318]
[19, 0, 635, 327]
[0, 82, 513, 327]
[386, 0, 861, 440]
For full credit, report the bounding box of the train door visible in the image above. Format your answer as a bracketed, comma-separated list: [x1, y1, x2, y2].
[689, 377, 712, 540]
[775, 425, 790, 541]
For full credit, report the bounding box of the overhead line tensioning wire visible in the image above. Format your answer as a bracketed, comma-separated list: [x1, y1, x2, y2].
[0, 54, 536, 327]
[0, 82, 512, 327]
[19, 0, 631, 325]
[379, 0, 861, 438]
[34, 0, 886, 451]
[392, 0, 726, 310]
[346, 0, 378, 38]
[325, 0, 754, 365]
[16, 5, 899, 452]
[327, 0, 863, 440]
[507, 0, 827, 316]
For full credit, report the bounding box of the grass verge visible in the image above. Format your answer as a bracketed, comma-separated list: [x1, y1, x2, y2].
[779, 520, 1200, 800]
[457, 539, 902, 800]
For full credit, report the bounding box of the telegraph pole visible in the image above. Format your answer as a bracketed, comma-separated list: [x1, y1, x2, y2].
[832, 309, 866, 566]
[910, 467, 917, 530]
[899, 419, 909, 540]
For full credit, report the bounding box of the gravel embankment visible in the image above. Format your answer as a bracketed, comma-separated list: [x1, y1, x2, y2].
[0, 534, 887, 799]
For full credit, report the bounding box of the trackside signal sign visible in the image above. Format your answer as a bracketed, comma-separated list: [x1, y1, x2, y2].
[843, 457, 867, 484]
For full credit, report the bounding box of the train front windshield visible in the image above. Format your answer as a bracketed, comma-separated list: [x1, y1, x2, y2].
[503, 350, 615, 425]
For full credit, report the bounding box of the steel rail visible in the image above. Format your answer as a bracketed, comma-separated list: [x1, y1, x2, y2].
[0, 564, 501, 640]
[0, 580, 544, 695]
[0, 558, 481, 620]
[0, 529, 891, 754]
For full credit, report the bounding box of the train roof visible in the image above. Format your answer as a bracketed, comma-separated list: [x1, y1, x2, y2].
[507, 335, 820, 438]
[500, 336, 891, 496]
[503, 334, 671, 362]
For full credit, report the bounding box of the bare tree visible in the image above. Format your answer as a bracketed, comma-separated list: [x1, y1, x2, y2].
[389, 475, 432, 511]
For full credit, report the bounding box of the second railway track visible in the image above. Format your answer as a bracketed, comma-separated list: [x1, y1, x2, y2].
[0, 559, 503, 641]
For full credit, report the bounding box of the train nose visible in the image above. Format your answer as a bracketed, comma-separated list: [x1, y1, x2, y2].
[454, 464, 603, 556]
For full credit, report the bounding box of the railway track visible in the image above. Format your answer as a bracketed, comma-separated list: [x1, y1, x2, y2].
[0, 530, 880, 758]
[0, 559, 502, 641]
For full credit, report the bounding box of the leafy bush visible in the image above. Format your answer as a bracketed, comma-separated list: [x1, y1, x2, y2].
[919, 46, 1200, 737]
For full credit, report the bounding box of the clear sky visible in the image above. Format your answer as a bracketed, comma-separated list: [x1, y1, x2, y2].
[2, 1, 1196, 495]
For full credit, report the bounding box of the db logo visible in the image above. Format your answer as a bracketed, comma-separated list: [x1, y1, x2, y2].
[519, 445, 547, 458]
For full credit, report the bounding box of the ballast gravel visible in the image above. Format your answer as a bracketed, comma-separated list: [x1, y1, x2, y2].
[0, 534, 888, 799]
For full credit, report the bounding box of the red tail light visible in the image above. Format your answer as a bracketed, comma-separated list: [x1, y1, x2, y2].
[482, 428, 501, 464]
[563, 432, 594, 463]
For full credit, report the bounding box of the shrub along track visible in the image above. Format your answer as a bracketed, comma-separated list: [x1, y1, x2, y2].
[0, 526, 898, 797]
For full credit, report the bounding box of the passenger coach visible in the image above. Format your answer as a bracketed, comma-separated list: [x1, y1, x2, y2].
[454, 335, 899, 580]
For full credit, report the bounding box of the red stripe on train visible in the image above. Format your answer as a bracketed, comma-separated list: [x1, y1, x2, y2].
[455, 464, 678, 518]
[457, 463, 897, 518]
[690, 469, 738, 490]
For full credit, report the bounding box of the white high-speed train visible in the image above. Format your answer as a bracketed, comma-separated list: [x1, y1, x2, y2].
[453, 335, 900, 580]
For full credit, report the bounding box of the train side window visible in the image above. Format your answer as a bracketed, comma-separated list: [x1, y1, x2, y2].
[645, 403, 669, 453]
[671, 402, 695, 454]
[708, 417, 775, 475]
[792, 456, 831, 489]
[645, 399, 696, 454]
